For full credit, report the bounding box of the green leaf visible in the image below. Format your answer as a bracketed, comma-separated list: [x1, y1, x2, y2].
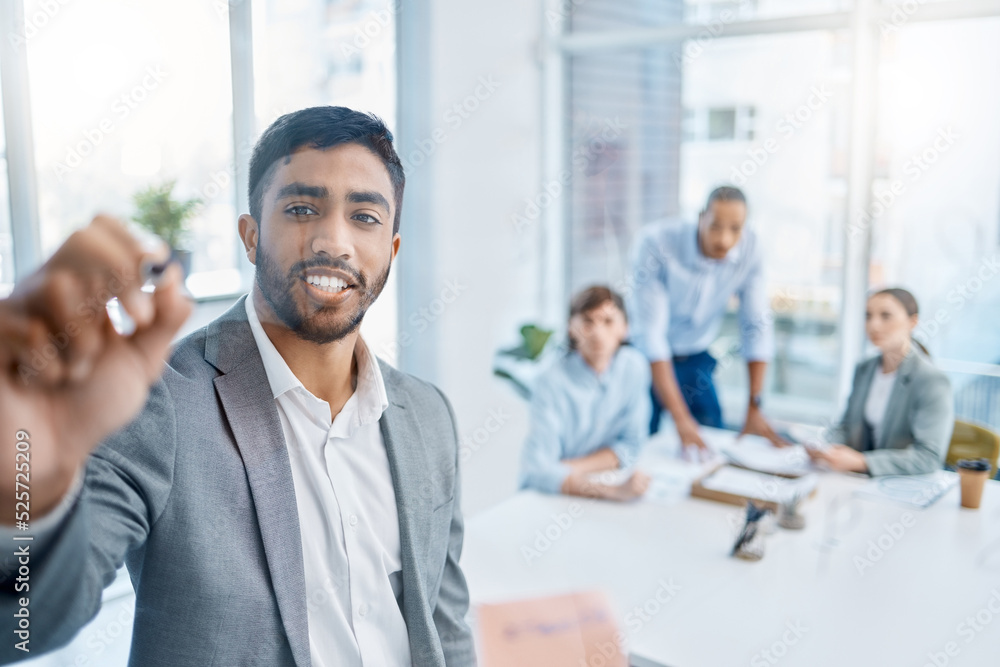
[131, 180, 201, 250]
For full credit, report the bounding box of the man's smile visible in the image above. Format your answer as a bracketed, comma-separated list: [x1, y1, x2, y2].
[300, 267, 360, 303]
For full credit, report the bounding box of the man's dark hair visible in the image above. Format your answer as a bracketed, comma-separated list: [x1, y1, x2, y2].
[567, 285, 628, 350]
[569, 285, 627, 322]
[248, 106, 405, 234]
[703, 185, 747, 213]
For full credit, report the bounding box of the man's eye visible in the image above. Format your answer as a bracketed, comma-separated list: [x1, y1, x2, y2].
[287, 205, 316, 216]
[354, 213, 381, 225]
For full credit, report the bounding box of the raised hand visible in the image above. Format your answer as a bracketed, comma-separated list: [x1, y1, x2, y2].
[0, 215, 191, 523]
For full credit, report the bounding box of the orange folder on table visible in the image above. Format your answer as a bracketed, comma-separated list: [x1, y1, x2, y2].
[477, 591, 627, 667]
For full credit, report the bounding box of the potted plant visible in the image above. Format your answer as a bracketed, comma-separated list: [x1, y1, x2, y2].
[493, 323, 556, 399]
[132, 180, 200, 276]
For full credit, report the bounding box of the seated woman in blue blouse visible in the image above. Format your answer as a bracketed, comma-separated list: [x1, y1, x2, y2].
[810, 288, 954, 475]
[518, 286, 652, 501]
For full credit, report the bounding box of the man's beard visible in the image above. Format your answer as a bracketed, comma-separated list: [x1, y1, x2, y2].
[254, 244, 391, 345]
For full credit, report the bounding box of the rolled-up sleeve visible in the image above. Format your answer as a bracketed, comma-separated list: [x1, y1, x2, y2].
[629, 231, 672, 363]
[608, 351, 652, 469]
[518, 379, 571, 494]
[737, 253, 774, 362]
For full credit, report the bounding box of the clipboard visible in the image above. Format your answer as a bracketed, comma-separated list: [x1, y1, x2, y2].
[690, 463, 818, 512]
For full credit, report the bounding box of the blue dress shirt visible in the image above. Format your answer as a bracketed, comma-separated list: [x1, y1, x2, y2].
[627, 219, 774, 364]
[518, 345, 652, 494]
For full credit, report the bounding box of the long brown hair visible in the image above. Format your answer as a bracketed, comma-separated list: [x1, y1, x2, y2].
[872, 287, 930, 356]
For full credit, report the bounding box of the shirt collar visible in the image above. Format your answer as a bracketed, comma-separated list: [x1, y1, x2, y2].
[244, 295, 389, 427]
[566, 349, 618, 387]
[245, 295, 301, 400]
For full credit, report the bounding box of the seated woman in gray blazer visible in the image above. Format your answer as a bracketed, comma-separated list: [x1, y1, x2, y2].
[811, 288, 954, 476]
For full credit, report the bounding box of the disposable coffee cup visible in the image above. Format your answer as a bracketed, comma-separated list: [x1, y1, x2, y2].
[957, 458, 992, 509]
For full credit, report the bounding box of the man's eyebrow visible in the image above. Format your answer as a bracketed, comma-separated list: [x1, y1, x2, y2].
[274, 182, 329, 200]
[347, 190, 390, 213]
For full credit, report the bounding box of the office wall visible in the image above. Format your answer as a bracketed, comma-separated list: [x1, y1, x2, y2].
[397, 0, 545, 515]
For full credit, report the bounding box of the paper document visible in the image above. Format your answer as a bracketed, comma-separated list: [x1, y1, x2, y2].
[853, 471, 958, 509]
[700, 466, 818, 505]
[715, 435, 815, 477]
[477, 591, 626, 667]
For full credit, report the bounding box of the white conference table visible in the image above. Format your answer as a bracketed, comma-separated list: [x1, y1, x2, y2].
[462, 428, 1000, 666]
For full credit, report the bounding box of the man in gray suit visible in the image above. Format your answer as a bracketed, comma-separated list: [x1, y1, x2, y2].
[0, 107, 475, 665]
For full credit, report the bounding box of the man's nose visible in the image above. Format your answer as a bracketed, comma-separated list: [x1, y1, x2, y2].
[311, 215, 354, 259]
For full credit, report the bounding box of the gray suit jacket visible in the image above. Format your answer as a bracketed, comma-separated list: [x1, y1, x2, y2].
[0, 297, 476, 666]
[831, 349, 954, 476]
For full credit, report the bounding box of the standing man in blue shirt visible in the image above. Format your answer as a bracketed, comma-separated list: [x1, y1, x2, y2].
[628, 186, 785, 450]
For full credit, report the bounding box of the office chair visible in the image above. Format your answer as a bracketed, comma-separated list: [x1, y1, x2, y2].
[946, 419, 1000, 479]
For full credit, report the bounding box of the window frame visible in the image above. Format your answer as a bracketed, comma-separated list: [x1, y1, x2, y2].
[539, 0, 1000, 411]
[1, 0, 256, 299]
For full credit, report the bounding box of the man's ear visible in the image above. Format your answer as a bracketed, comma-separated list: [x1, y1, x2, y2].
[239, 214, 259, 264]
[390, 232, 401, 262]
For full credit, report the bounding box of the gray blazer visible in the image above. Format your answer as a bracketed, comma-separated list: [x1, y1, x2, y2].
[832, 349, 954, 476]
[0, 297, 475, 666]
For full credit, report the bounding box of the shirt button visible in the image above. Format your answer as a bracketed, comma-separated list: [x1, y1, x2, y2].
[349, 514, 358, 527]
[358, 603, 369, 617]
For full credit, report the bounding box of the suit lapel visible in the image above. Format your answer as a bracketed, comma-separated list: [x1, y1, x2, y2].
[850, 358, 879, 449]
[877, 351, 917, 450]
[378, 364, 436, 657]
[207, 297, 312, 667]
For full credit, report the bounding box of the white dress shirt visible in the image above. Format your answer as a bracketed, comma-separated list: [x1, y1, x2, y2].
[245, 296, 411, 667]
[864, 367, 897, 448]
